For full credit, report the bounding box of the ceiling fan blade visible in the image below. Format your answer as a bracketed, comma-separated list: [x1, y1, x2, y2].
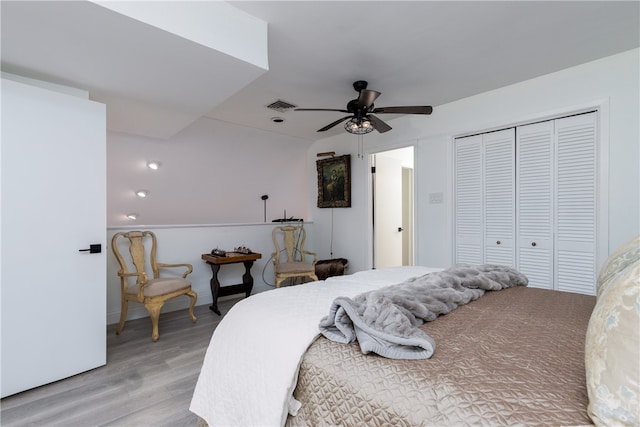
[295, 108, 349, 113]
[371, 106, 433, 115]
[358, 90, 381, 108]
[368, 114, 392, 133]
[317, 116, 353, 132]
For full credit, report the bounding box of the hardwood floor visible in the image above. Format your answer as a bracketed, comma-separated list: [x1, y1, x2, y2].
[0, 299, 241, 427]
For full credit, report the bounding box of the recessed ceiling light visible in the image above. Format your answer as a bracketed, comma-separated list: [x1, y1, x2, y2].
[147, 161, 161, 170]
[135, 189, 150, 198]
[126, 213, 139, 220]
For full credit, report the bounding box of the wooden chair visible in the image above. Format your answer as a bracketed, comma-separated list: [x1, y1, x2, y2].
[272, 224, 319, 288]
[111, 230, 197, 341]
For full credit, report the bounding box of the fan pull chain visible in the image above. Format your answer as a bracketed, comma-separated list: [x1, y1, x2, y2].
[357, 134, 364, 159]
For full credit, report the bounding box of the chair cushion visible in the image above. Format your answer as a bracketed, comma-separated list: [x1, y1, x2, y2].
[276, 262, 315, 274]
[585, 242, 639, 426]
[127, 277, 191, 297]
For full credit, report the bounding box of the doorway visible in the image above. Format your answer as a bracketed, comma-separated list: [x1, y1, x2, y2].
[371, 146, 415, 269]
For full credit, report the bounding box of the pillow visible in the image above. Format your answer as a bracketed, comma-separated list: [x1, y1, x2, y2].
[595, 235, 640, 297]
[585, 261, 639, 426]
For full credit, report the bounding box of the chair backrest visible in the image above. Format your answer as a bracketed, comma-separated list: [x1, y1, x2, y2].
[111, 230, 160, 283]
[272, 225, 307, 264]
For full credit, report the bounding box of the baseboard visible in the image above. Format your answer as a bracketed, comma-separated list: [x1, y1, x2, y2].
[105, 293, 249, 325]
[106, 294, 214, 325]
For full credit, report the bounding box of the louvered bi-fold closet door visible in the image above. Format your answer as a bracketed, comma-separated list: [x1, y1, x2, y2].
[454, 135, 483, 265]
[455, 113, 597, 293]
[483, 129, 516, 266]
[516, 121, 554, 289]
[554, 113, 597, 294]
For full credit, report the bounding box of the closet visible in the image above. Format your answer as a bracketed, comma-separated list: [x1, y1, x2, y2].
[454, 112, 597, 295]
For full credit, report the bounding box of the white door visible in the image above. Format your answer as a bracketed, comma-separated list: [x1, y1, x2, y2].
[483, 129, 516, 266]
[454, 135, 483, 265]
[374, 154, 404, 268]
[554, 112, 597, 294]
[1, 78, 106, 397]
[454, 130, 515, 267]
[516, 120, 555, 289]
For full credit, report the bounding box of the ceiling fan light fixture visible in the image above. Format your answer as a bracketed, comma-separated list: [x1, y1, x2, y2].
[296, 81, 431, 134]
[345, 117, 374, 134]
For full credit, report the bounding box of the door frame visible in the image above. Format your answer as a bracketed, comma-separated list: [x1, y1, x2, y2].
[367, 144, 417, 269]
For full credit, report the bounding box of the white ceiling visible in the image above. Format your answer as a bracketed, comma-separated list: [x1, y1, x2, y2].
[2, 1, 639, 142]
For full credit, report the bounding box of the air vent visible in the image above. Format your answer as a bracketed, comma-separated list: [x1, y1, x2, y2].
[266, 99, 297, 112]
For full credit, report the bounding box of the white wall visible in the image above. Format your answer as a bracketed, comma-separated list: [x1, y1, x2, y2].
[93, 1, 268, 70]
[108, 117, 311, 226]
[308, 49, 640, 273]
[105, 115, 316, 324]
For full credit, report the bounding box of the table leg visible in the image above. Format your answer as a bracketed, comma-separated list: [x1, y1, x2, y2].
[242, 260, 255, 297]
[209, 263, 222, 315]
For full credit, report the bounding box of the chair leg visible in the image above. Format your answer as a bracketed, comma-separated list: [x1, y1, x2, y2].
[309, 273, 319, 282]
[116, 298, 128, 335]
[144, 301, 163, 342]
[187, 290, 198, 323]
[275, 276, 284, 288]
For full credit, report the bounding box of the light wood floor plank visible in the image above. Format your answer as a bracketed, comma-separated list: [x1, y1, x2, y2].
[1, 299, 241, 427]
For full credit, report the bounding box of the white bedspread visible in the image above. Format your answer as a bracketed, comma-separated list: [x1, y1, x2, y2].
[190, 266, 441, 427]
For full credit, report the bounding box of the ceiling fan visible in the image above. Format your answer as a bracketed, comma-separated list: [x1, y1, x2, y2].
[295, 80, 432, 134]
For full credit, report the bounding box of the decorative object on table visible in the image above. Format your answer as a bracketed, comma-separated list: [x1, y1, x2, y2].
[211, 248, 227, 257]
[111, 230, 197, 342]
[234, 245, 253, 254]
[316, 154, 351, 208]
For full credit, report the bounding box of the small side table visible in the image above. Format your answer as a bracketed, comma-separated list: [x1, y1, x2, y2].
[201, 252, 262, 315]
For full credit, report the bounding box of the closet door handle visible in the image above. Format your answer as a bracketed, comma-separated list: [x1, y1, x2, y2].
[496, 240, 501, 245]
[531, 242, 537, 247]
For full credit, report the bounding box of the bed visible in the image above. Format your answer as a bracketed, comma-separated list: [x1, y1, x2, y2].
[190, 236, 639, 427]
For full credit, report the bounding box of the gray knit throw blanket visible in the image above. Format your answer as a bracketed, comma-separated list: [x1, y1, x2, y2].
[319, 264, 528, 359]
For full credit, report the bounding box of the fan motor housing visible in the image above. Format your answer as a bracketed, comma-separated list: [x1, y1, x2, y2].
[353, 80, 368, 92]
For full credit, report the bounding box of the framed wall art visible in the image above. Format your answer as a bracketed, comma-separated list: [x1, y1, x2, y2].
[316, 154, 351, 208]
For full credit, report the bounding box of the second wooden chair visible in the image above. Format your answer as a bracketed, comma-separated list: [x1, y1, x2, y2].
[272, 224, 318, 287]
